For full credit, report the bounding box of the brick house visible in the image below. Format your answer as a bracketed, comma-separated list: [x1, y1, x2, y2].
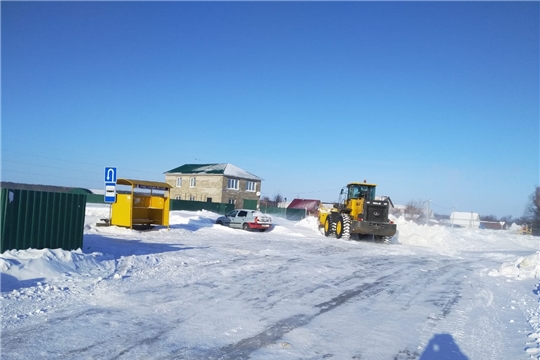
[164, 163, 263, 208]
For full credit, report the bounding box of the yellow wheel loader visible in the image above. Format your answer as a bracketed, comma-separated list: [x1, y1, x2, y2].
[318, 181, 397, 241]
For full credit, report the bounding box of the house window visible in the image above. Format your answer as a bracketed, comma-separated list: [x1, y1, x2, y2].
[246, 181, 256, 192]
[176, 178, 182, 187]
[175, 195, 181, 200]
[190, 177, 196, 187]
[189, 195, 196, 201]
[228, 178, 239, 190]
[228, 198, 236, 205]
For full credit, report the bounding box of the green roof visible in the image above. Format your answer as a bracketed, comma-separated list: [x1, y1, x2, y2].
[165, 163, 226, 175]
[165, 163, 263, 181]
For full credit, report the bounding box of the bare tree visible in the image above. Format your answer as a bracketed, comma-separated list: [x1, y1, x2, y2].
[260, 196, 272, 209]
[524, 186, 540, 235]
[273, 193, 284, 206]
[404, 200, 424, 221]
[480, 214, 498, 222]
[390, 206, 403, 217]
[260, 194, 284, 207]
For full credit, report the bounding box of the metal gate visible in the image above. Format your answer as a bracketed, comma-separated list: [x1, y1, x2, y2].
[243, 199, 258, 210]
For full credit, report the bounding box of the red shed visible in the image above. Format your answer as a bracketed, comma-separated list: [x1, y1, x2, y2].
[287, 199, 321, 217]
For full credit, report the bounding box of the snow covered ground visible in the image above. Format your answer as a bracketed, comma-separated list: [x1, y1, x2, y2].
[1, 204, 539, 360]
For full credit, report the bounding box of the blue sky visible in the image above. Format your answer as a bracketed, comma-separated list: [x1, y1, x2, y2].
[2, 1, 538, 218]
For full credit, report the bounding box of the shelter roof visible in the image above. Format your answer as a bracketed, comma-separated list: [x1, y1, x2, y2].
[116, 178, 171, 190]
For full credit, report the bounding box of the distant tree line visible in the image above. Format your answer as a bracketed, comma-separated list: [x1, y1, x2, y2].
[260, 193, 285, 207]
[478, 187, 539, 230]
[522, 186, 540, 235]
[391, 187, 540, 233]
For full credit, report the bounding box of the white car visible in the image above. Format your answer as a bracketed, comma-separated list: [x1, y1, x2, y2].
[216, 209, 272, 232]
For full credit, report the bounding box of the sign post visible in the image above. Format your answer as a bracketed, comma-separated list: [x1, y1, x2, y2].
[104, 167, 117, 203]
[104, 167, 117, 183]
[104, 167, 118, 226]
[104, 182, 117, 203]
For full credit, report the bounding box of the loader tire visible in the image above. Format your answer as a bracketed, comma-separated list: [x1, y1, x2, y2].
[341, 214, 351, 240]
[324, 216, 334, 237]
[335, 215, 344, 239]
[331, 213, 339, 237]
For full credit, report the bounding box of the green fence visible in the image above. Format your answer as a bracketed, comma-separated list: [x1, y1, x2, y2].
[259, 206, 307, 221]
[1, 188, 87, 253]
[260, 206, 286, 217]
[86, 193, 106, 204]
[170, 199, 234, 214]
[85, 195, 306, 220]
[286, 208, 308, 221]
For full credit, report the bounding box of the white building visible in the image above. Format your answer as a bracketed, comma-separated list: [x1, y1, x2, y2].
[450, 211, 480, 229]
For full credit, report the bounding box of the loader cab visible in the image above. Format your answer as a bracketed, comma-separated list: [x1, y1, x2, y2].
[347, 182, 376, 201]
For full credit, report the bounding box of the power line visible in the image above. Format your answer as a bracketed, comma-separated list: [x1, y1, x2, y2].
[2, 149, 165, 177]
[2, 149, 103, 168]
[1, 169, 102, 186]
[430, 201, 457, 210]
[2, 159, 98, 175]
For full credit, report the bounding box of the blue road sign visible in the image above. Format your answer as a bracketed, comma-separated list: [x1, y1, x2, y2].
[104, 182, 116, 203]
[104, 167, 117, 183]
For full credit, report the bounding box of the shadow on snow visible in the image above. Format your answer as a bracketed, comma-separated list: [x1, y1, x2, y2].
[420, 333, 469, 360]
[1, 272, 47, 292]
[82, 233, 209, 259]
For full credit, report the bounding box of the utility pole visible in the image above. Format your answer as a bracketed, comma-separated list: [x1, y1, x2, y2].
[425, 200, 431, 226]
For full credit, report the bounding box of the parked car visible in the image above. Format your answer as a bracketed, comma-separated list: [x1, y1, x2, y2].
[216, 209, 272, 232]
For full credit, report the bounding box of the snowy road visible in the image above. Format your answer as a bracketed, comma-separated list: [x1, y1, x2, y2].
[1, 207, 539, 359]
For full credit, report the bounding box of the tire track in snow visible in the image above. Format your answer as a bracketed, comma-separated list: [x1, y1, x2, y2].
[204, 275, 393, 360]
[207, 258, 472, 360]
[391, 259, 480, 359]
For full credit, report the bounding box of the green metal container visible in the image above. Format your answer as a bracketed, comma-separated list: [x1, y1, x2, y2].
[0, 188, 87, 253]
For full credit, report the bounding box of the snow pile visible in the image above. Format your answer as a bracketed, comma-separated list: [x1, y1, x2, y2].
[1, 248, 109, 281]
[4, 208, 539, 285]
[1, 206, 540, 360]
[394, 217, 538, 257]
[292, 215, 320, 231]
[488, 252, 540, 279]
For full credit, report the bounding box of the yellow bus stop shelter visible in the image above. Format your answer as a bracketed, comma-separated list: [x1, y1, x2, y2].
[111, 178, 172, 230]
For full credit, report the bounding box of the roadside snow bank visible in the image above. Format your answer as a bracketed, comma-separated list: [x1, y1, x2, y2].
[394, 217, 539, 255]
[0, 248, 113, 292]
[488, 252, 540, 280]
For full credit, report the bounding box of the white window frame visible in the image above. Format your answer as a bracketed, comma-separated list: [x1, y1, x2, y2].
[189, 195, 196, 201]
[228, 198, 236, 205]
[227, 178, 239, 190]
[246, 181, 256, 192]
[190, 177, 196, 188]
[176, 177, 182, 187]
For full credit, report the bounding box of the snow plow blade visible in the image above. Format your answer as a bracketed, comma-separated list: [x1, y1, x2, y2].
[351, 220, 397, 237]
